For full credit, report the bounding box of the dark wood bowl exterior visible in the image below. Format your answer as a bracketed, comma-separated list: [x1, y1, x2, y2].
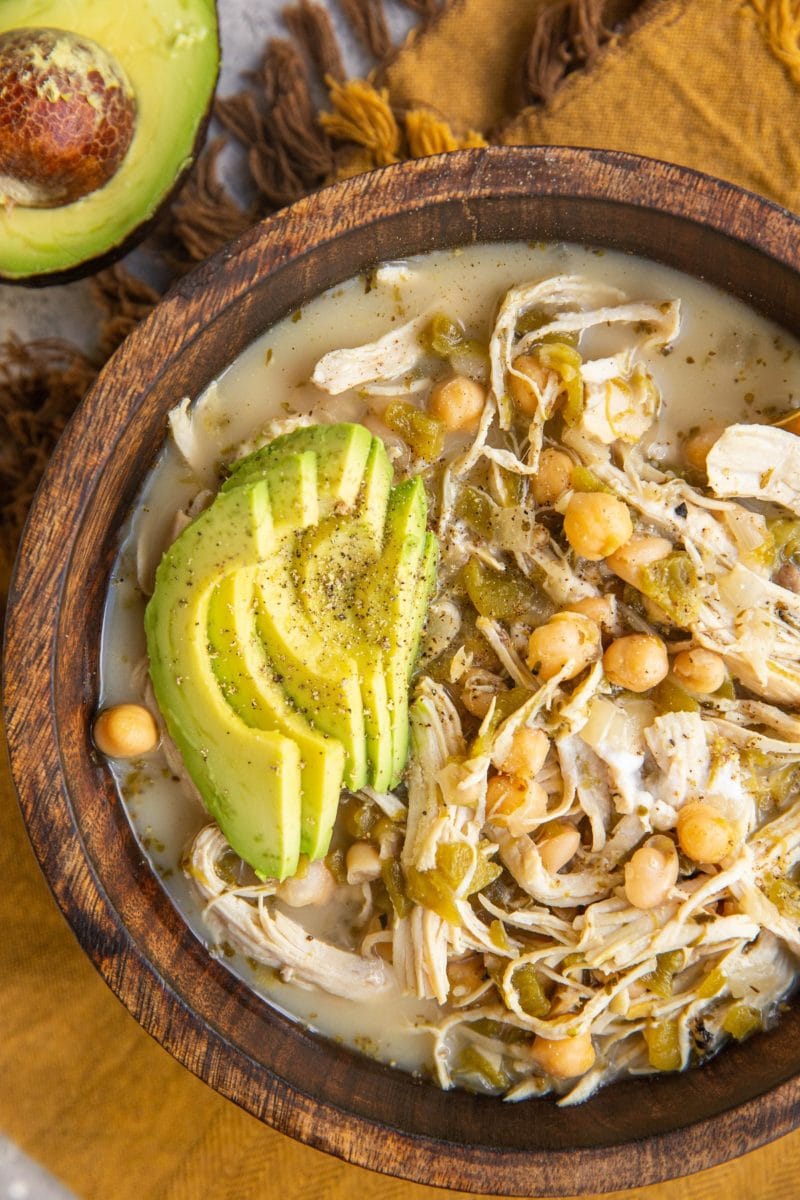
[5, 147, 800, 1196]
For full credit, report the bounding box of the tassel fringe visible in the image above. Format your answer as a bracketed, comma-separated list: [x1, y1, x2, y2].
[522, 0, 619, 107]
[749, 0, 800, 86]
[321, 78, 401, 166]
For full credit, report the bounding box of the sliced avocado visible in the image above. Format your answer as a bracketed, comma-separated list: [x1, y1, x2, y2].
[392, 532, 439, 780]
[259, 449, 318, 531]
[207, 569, 345, 861]
[355, 477, 437, 784]
[247, 428, 394, 790]
[355, 435, 394, 535]
[223, 423, 373, 514]
[296, 515, 393, 792]
[0, 0, 219, 282]
[253, 561, 368, 791]
[145, 421, 438, 875]
[245, 444, 369, 790]
[291, 435, 396, 789]
[145, 482, 302, 880]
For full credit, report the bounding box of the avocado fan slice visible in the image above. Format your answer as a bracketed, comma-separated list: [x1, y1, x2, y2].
[391, 531, 439, 782]
[0, 0, 219, 283]
[250, 447, 369, 790]
[145, 482, 302, 881]
[293, 435, 396, 790]
[222, 422, 374, 515]
[354, 476, 439, 785]
[253, 427, 436, 791]
[146, 422, 438, 877]
[207, 570, 346, 862]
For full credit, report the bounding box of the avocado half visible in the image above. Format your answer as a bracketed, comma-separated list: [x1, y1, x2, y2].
[0, 0, 219, 284]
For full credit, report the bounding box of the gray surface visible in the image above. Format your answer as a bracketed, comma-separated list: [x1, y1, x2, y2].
[0, 0, 414, 348]
[0, 2, 414, 1198]
[0, 1137, 75, 1200]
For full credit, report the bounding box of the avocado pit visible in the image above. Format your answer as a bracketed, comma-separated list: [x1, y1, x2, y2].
[0, 26, 136, 208]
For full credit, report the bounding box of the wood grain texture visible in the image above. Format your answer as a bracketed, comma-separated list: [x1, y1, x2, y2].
[4, 147, 800, 1196]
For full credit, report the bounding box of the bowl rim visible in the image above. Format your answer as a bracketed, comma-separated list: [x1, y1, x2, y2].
[4, 145, 800, 1196]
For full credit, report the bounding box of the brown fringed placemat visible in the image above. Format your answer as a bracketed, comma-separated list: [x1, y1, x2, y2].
[2, 3, 800, 1197]
[0, 0, 627, 614]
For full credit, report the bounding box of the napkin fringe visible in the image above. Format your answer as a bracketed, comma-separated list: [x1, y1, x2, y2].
[749, 0, 800, 85]
[0, 336, 97, 608]
[521, 0, 618, 107]
[339, 0, 394, 61]
[283, 0, 347, 84]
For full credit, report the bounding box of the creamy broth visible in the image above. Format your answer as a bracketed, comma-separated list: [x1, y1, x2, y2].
[100, 241, 800, 1094]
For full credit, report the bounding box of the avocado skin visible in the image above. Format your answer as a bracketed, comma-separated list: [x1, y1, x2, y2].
[0, 0, 220, 285]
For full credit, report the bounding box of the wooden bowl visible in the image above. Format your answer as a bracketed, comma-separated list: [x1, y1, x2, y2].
[5, 147, 800, 1196]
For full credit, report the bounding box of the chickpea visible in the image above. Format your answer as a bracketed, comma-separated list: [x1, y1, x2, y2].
[624, 836, 679, 909]
[527, 612, 601, 682]
[278, 859, 336, 907]
[533, 448, 573, 506]
[508, 353, 551, 415]
[428, 374, 487, 431]
[537, 821, 581, 874]
[566, 594, 619, 634]
[531, 1030, 596, 1079]
[603, 634, 668, 693]
[497, 727, 550, 780]
[346, 841, 382, 885]
[563, 492, 633, 561]
[671, 648, 726, 696]
[486, 772, 527, 816]
[93, 703, 158, 758]
[776, 562, 800, 594]
[605, 536, 673, 587]
[774, 411, 800, 437]
[683, 425, 724, 472]
[487, 773, 547, 836]
[676, 802, 733, 864]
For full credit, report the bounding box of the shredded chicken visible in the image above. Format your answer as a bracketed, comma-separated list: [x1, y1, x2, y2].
[161, 269, 800, 1107]
[190, 826, 394, 999]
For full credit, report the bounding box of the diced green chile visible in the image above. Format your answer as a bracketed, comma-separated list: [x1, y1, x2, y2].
[639, 552, 701, 627]
[384, 401, 444, 461]
[462, 556, 540, 621]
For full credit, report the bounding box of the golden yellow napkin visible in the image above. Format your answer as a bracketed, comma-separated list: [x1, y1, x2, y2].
[499, 0, 800, 214]
[3, 1, 800, 1197]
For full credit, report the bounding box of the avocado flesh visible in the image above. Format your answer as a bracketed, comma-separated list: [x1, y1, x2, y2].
[0, 0, 219, 281]
[145, 482, 302, 881]
[257, 429, 433, 790]
[253, 548, 368, 792]
[392, 531, 439, 779]
[291, 435, 396, 790]
[355, 477, 438, 783]
[223, 423, 373, 514]
[258, 449, 318, 530]
[207, 570, 346, 861]
[247, 433, 395, 791]
[146, 422, 437, 877]
[251, 449, 369, 790]
[297, 517, 393, 791]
